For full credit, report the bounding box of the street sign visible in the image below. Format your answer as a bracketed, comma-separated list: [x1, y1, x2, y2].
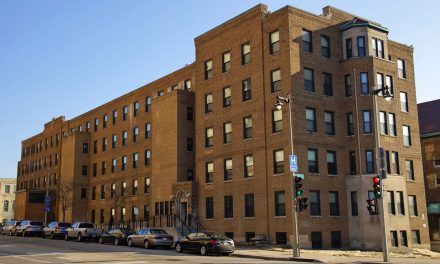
[44, 206, 50, 212]
[45, 196, 51, 203]
[289, 155, 298, 172]
[295, 173, 305, 180]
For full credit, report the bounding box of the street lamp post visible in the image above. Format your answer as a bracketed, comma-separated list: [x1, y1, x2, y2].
[371, 86, 392, 263]
[275, 94, 300, 258]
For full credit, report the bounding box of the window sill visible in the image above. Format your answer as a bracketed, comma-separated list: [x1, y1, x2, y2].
[224, 218, 234, 220]
[363, 133, 373, 136]
[273, 173, 284, 177]
[307, 131, 317, 135]
[274, 216, 286, 219]
[224, 180, 233, 183]
[406, 180, 415, 183]
[328, 174, 338, 177]
[310, 215, 321, 218]
[244, 177, 254, 180]
[244, 217, 255, 220]
[272, 131, 283, 136]
[325, 133, 336, 137]
[344, 96, 352, 99]
[223, 142, 232, 146]
[330, 215, 341, 218]
[205, 146, 214, 150]
[242, 138, 253, 142]
[242, 99, 253, 104]
[206, 182, 214, 185]
[308, 173, 320, 176]
[205, 218, 213, 221]
[304, 90, 316, 95]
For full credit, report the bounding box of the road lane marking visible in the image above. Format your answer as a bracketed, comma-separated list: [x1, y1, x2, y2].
[12, 255, 52, 263]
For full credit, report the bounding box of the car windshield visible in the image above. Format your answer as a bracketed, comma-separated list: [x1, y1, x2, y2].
[80, 223, 94, 228]
[149, 229, 167, 235]
[207, 233, 229, 239]
[16, 222, 22, 226]
[59, 223, 71, 228]
[30, 222, 43, 226]
[120, 228, 134, 233]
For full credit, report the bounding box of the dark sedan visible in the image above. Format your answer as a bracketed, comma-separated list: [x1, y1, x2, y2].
[98, 228, 135, 246]
[42, 222, 71, 239]
[175, 232, 234, 256]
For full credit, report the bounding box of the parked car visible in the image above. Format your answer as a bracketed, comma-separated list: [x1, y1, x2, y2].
[98, 228, 135, 245]
[175, 232, 234, 256]
[1, 221, 22, 236]
[42, 222, 71, 239]
[65, 222, 102, 242]
[127, 228, 174, 249]
[15, 221, 44, 237]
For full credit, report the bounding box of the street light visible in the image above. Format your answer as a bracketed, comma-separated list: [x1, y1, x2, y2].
[371, 85, 392, 262]
[274, 94, 300, 258]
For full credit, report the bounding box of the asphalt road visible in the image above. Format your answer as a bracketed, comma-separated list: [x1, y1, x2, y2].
[0, 235, 287, 264]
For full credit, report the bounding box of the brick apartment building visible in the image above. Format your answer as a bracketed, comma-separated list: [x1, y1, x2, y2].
[418, 99, 440, 251]
[15, 4, 430, 250]
[0, 178, 16, 224]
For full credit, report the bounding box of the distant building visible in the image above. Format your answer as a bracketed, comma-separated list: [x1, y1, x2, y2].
[0, 178, 16, 224]
[15, 4, 429, 250]
[418, 99, 440, 252]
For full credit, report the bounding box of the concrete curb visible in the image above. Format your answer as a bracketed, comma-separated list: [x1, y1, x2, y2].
[233, 253, 325, 262]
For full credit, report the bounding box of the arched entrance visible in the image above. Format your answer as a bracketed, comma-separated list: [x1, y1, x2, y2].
[175, 190, 189, 224]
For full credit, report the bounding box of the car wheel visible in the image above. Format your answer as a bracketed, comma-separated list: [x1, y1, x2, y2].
[114, 238, 119, 246]
[200, 245, 207, 256]
[144, 239, 150, 249]
[127, 239, 133, 247]
[22, 231, 26, 237]
[77, 234, 82, 242]
[175, 243, 182, 253]
[14, 231, 18, 237]
[222, 253, 232, 256]
[98, 237, 104, 244]
[41, 233, 45, 239]
[65, 234, 69, 241]
[51, 232, 55, 239]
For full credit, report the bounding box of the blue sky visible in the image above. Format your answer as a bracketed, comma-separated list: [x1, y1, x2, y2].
[1, 0, 438, 178]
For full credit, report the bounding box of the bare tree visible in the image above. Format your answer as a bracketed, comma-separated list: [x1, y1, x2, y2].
[110, 183, 125, 225]
[52, 183, 73, 222]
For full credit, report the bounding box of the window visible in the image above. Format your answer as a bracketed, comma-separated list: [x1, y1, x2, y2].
[365, 150, 375, 173]
[205, 93, 213, 113]
[111, 158, 116, 173]
[377, 73, 384, 94]
[123, 106, 128, 120]
[406, 160, 414, 181]
[144, 177, 150, 194]
[81, 188, 87, 199]
[304, 68, 315, 92]
[145, 123, 151, 139]
[388, 191, 396, 215]
[323, 72, 333, 96]
[184, 79, 191, 90]
[412, 230, 421, 244]
[389, 113, 397, 136]
[302, 29, 312, 52]
[132, 180, 138, 195]
[92, 163, 97, 177]
[310, 191, 321, 216]
[224, 158, 232, 181]
[402, 126, 411, 146]
[121, 155, 127, 171]
[311, 232, 323, 249]
[329, 191, 340, 216]
[93, 140, 98, 154]
[133, 152, 138, 168]
[327, 151, 337, 175]
[372, 38, 384, 58]
[92, 186, 96, 200]
[390, 231, 398, 247]
[205, 127, 213, 147]
[122, 131, 127, 146]
[187, 107, 193, 120]
[400, 92, 408, 112]
[272, 109, 283, 132]
[206, 197, 214, 219]
[121, 181, 126, 196]
[271, 69, 281, 93]
[223, 86, 231, 107]
[223, 122, 232, 144]
[273, 149, 284, 174]
[244, 154, 254, 178]
[146, 96, 151, 112]
[347, 112, 354, 136]
[321, 35, 330, 58]
[274, 191, 286, 216]
[243, 116, 253, 139]
[345, 74, 352, 97]
[5, 185, 10, 194]
[308, 149, 318, 173]
[325, 111, 335, 135]
[276, 232, 287, 245]
[270, 30, 280, 53]
[397, 191, 405, 215]
[111, 183, 116, 198]
[351, 191, 358, 216]
[400, 231, 408, 247]
[112, 134, 117, 149]
[133, 101, 139, 117]
[145, 149, 151, 166]
[102, 137, 107, 152]
[3, 200, 9, 212]
[357, 36, 366, 57]
[363, 111, 372, 134]
[386, 75, 394, 96]
[349, 151, 356, 175]
[222, 51, 231, 73]
[100, 185, 105, 199]
[206, 162, 213, 183]
[82, 165, 88, 176]
[397, 59, 406, 78]
[409, 195, 418, 216]
[94, 118, 99, 132]
[241, 42, 251, 65]
[224, 195, 233, 218]
[245, 193, 255, 217]
[204, 59, 212, 80]
[186, 169, 194, 181]
[187, 138, 193, 151]
[306, 108, 316, 132]
[158, 90, 164, 97]
[391, 151, 400, 174]
[101, 161, 106, 175]
[83, 143, 89, 154]
[242, 78, 252, 101]
[346, 38, 352, 58]
[112, 110, 117, 124]
[360, 72, 369, 94]
[379, 111, 388, 135]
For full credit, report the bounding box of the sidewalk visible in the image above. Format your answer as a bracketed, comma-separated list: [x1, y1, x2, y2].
[233, 246, 440, 263]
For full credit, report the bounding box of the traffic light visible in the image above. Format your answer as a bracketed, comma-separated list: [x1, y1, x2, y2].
[294, 176, 303, 197]
[373, 176, 381, 198]
[366, 199, 378, 215]
[297, 198, 308, 212]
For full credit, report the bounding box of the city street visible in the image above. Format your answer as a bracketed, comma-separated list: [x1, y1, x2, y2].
[0, 235, 288, 264]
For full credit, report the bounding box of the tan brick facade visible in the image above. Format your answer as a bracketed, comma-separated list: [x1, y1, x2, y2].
[15, 4, 429, 250]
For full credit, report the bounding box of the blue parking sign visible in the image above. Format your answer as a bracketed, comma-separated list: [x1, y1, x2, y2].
[289, 155, 298, 172]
